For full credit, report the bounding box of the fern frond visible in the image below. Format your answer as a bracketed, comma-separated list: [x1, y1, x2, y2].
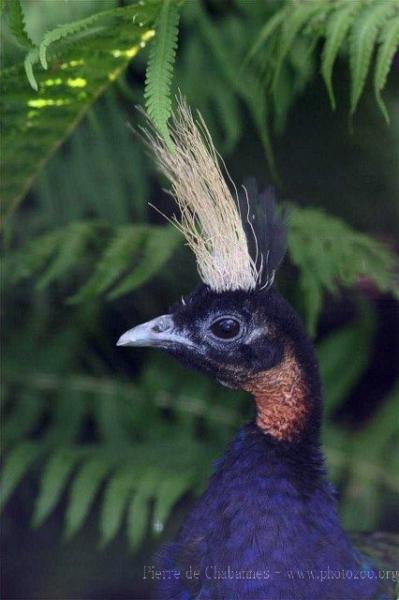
[341, 383, 399, 529]
[38, 4, 155, 70]
[64, 458, 110, 539]
[4, 221, 104, 293]
[2, 357, 398, 541]
[37, 221, 99, 290]
[3, 392, 44, 449]
[7, 229, 63, 284]
[49, 389, 89, 446]
[194, 2, 277, 174]
[374, 16, 399, 123]
[152, 473, 193, 534]
[276, 37, 316, 133]
[356, 383, 399, 456]
[7, 206, 397, 335]
[208, 78, 242, 152]
[2, 2, 159, 216]
[108, 225, 181, 299]
[288, 205, 399, 334]
[144, 0, 180, 149]
[33, 91, 151, 224]
[245, 6, 288, 63]
[128, 469, 160, 549]
[6, 223, 180, 303]
[68, 224, 146, 303]
[100, 468, 134, 547]
[248, 0, 399, 124]
[341, 459, 379, 530]
[7, 0, 35, 49]
[321, 1, 360, 109]
[349, 0, 396, 115]
[96, 391, 132, 447]
[317, 306, 375, 416]
[272, 1, 325, 91]
[23, 47, 39, 91]
[32, 449, 79, 528]
[0, 442, 42, 510]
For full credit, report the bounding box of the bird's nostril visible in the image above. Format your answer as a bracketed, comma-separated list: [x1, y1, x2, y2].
[152, 318, 172, 334]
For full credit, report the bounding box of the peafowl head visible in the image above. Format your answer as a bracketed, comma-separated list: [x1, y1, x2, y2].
[118, 99, 321, 442]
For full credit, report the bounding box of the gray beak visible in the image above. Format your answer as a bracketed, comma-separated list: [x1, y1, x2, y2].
[116, 314, 193, 349]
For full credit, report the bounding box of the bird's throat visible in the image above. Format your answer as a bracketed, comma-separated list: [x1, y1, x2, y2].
[242, 346, 309, 442]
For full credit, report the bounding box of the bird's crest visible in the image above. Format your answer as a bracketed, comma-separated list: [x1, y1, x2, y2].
[143, 97, 286, 292]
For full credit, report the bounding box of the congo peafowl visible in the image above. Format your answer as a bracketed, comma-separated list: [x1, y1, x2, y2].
[117, 99, 398, 600]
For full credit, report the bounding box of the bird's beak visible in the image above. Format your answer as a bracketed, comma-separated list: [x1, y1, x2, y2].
[116, 314, 193, 349]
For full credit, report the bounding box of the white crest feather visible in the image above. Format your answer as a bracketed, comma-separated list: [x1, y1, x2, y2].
[143, 97, 259, 292]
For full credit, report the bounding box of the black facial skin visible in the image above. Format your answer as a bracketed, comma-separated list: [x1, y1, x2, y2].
[166, 284, 312, 389]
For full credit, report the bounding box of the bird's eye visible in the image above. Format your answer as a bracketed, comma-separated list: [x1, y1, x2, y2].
[210, 317, 241, 340]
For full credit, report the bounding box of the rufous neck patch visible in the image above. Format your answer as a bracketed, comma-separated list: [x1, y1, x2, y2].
[241, 347, 309, 441]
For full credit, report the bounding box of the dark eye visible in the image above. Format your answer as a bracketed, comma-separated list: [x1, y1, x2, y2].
[210, 317, 241, 340]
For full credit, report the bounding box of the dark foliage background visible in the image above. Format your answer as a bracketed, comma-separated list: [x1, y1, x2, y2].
[1, 1, 399, 598]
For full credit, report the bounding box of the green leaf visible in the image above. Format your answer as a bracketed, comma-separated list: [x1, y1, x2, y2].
[64, 459, 110, 539]
[246, 84, 276, 180]
[341, 461, 379, 530]
[272, 1, 324, 91]
[127, 469, 160, 549]
[342, 384, 399, 529]
[32, 88, 150, 224]
[96, 389, 131, 446]
[127, 493, 150, 551]
[210, 79, 242, 153]
[7, 0, 35, 49]
[152, 473, 192, 534]
[1, 1, 159, 218]
[5, 227, 62, 285]
[69, 224, 148, 303]
[99, 468, 134, 547]
[37, 4, 156, 71]
[39, 4, 157, 73]
[374, 16, 399, 122]
[321, 2, 359, 109]
[144, 0, 180, 149]
[245, 0, 399, 121]
[324, 426, 350, 482]
[24, 48, 40, 91]
[300, 272, 322, 336]
[349, 1, 396, 115]
[108, 225, 181, 299]
[32, 449, 79, 527]
[317, 306, 375, 415]
[37, 221, 99, 289]
[288, 205, 398, 334]
[196, 3, 277, 175]
[354, 383, 399, 456]
[0, 443, 42, 511]
[6, 222, 181, 301]
[45, 389, 88, 447]
[3, 392, 43, 448]
[245, 7, 287, 62]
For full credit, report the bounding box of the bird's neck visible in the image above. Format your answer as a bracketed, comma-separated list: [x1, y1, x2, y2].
[242, 344, 321, 444]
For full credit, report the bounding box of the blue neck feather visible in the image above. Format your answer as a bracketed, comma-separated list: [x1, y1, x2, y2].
[156, 422, 382, 599]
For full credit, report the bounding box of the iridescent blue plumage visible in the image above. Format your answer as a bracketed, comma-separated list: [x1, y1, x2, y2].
[155, 422, 382, 600]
